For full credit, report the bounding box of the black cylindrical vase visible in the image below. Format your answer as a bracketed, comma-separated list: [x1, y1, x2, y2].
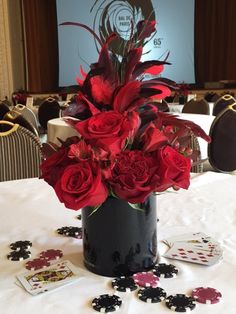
[82, 195, 158, 277]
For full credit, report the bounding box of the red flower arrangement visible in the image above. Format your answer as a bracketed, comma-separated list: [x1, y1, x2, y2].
[41, 20, 210, 211]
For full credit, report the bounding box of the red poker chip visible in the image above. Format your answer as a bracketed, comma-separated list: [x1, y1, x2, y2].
[133, 272, 159, 288]
[192, 287, 222, 304]
[39, 249, 63, 261]
[25, 258, 50, 270]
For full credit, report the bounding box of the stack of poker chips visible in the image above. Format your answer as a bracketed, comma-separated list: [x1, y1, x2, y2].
[25, 249, 64, 271]
[7, 240, 32, 261]
[91, 263, 222, 312]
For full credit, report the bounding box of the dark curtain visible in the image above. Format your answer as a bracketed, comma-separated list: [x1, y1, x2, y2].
[22, 0, 236, 91]
[22, 0, 58, 92]
[195, 0, 236, 84]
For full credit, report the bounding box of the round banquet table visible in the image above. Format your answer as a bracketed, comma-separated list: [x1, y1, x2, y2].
[0, 172, 236, 314]
[47, 117, 79, 145]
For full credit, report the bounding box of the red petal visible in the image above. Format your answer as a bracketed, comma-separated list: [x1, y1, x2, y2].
[124, 48, 142, 83]
[148, 85, 171, 100]
[143, 64, 164, 75]
[113, 81, 141, 113]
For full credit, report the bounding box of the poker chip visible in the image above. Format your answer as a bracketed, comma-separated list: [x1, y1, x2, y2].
[9, 240, 32, 251]
[112, 276, 138, 292]
[153, 263, 178, 278]
[7, 250, 31, 261]
[133, 272, 159, 288]
[138, 286, 167, 303]
[25, 258, 51, 270]
[92, 294, 122, 312]
[76, 214, 81, 220]
[39, 249, 63, 261]
[166, 294, 196, 312]
[57, 226, 71, 235]
[57, 226, 82, 239]
[192, 287, 222, 304]
[65, 227, 82, 239]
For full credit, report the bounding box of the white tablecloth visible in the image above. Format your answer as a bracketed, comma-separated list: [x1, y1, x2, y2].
[47, 117, 79, 145]
[0, 172, 236, 314]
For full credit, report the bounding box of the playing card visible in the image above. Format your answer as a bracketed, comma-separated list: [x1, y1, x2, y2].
[16, 260, 81, 295]
[163, 242, 223, 266]
[162, 232, 223, 266]
[163, 232, 210, 247]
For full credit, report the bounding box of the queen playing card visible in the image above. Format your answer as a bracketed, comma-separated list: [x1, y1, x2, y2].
[16, 260, 81, 295]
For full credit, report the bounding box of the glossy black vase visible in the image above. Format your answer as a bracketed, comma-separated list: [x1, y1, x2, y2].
[82, 195, 158, 277]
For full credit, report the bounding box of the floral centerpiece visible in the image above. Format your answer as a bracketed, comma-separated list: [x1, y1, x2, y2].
[41, 20, 210, 276]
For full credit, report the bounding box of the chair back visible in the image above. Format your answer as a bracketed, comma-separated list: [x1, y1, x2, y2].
[38, 97, 60, 130]
[179, 132, 203, 173]
[213, 94, 235, 116]
[208, 103, 236, 172]
[3, 110, 39, 137]
[157, 100, 170, 112]
[0, 102, 10, 120]
[190, 134, 203, 173]
[0, 121, 42, 181]
[14, 104, 38, 131]
[204, 92, 220, 103]
[182, 99, 210, 114]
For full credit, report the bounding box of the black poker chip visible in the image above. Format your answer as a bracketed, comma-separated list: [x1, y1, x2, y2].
[112, 276, 138, 292]
[138, 286, 167, 303]
[9, 240, 32, 251]
[7, 250, 31, 261]
[166, 294, 196, 312]
[153, 263, 178, 278]
[57, 226, 82, 239]
[76, 214, 81, 220]
[92, 294, 122, 312]
[57, 226, 70, 235]
[65, 227, 82, 238]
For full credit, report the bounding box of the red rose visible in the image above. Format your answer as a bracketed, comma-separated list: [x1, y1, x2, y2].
[141, 123, 168, 152]
[108, 150, 161, 203]
[54, 161, 108, 210]
[74, 111, 140, 155]
[40, 147, 73, 187]
[155, 146, 192, 192]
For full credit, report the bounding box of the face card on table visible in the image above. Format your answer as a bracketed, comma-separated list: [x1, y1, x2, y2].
[16, 260, 80, 295]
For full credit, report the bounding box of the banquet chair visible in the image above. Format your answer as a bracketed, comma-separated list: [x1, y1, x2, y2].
[38, 97, 61, 130]
[3, 110, 39, 137]
[0, 101, 10, 119]
[0, 121, 42, 181]
[204, 92, 220, 103]
[189, 134, 203, 173]
[208, 103, 236, 172]
[212, 94, 236, 116]
[13, 104, 38, 131]
[157, 100, 170, 112]
[182, 99, 210, 115]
